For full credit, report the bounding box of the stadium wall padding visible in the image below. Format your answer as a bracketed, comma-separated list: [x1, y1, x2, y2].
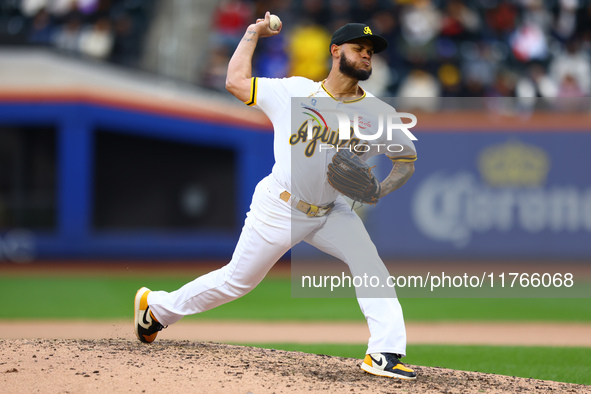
[1, 100, 590, 260]
[0, 101, 273, 259]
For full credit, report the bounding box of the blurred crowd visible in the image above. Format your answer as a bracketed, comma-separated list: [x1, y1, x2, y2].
[0, 0, 156, 67]
[201, 0, 591, 99]
[2, 0, 590, 99]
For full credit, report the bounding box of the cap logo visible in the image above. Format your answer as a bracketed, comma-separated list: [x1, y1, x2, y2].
[363, 26, 372, 35]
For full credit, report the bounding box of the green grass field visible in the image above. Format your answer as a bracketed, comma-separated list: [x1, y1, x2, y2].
[2, 275, 590, 321]
[1, 274, 590, 385]
[241, 343, 591, 385]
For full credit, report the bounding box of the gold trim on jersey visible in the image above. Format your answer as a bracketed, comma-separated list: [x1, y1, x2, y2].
[321, 81, 366, 103]
[245, 77, 258, 106]
[389, 155, 417, 163]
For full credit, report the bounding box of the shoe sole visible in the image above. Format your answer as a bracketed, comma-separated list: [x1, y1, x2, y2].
[134, 287, 150, 342]
[360, 362, 417, 380]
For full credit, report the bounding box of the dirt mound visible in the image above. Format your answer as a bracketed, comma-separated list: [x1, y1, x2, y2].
[1, 339, 588, 393]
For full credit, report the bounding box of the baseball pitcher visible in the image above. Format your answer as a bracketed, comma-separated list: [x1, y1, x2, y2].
[134, 13, 417, 380]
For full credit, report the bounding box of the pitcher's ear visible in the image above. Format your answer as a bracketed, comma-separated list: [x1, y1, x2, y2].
[330, 44, 340, 57]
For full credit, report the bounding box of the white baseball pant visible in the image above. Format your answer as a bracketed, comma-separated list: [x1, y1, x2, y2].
[148, 175, 407, 356]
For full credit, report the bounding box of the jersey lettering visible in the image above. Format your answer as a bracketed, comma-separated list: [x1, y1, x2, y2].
[290, 120, 360, 157]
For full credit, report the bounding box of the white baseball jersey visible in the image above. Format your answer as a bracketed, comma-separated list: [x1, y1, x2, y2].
[247, 76, 417, 206]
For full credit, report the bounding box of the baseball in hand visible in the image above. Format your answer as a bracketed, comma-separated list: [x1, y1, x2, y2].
[269, 14, 281, 31]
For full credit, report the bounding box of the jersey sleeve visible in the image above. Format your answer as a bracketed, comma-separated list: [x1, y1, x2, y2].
[244, 77, 288, 111]
[244, 77, 310, 122]
[387, 141, 417, 162]
[358, 135, 417, 163]
[383, 108, 417, 163]
[244, 77, 259, 107]
[386, 130, 417, 163]
[361, 101, 417, 163]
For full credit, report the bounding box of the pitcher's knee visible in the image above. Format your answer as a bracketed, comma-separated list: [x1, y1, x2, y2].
[224, 279, 258, 299]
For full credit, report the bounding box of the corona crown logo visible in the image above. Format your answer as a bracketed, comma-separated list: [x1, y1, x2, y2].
[478, 140, 549, 187]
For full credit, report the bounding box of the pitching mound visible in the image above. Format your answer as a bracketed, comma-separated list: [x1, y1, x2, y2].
[1, 339, 588, 393]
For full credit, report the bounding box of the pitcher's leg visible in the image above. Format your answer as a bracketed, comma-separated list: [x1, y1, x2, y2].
[304, 199, 407, 355]
[148, 212, 291, 326]
[357, 297, 407, 356]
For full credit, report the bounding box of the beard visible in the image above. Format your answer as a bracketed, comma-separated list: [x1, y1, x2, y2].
[339, 53, 372, 81]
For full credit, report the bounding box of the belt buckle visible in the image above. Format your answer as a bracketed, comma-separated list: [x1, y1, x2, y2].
[306, 205, 319, 217]
[311, 202, 334, 217]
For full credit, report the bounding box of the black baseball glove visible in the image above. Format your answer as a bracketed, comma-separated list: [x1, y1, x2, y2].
[327, 149, 381, 206]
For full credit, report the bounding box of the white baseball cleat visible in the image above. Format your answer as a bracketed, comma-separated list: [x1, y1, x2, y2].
[134, 287, 166, 343]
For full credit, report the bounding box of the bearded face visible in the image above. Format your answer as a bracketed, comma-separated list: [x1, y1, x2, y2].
[339, 51, 372, 81]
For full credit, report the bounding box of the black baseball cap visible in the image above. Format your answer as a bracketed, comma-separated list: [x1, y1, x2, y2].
[330, 23, 388, 54]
